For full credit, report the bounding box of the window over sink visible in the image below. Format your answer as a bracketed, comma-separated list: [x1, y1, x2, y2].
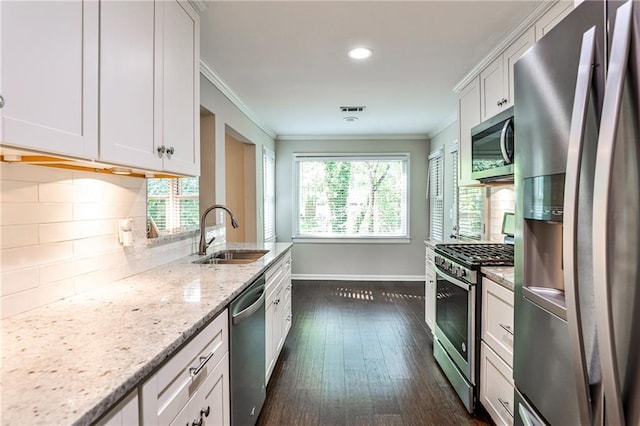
[293, 153, 409, 240]
[147, 177, 199, 235]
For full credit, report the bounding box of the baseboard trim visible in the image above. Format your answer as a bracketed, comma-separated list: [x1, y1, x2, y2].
[292, 274, 425, 282]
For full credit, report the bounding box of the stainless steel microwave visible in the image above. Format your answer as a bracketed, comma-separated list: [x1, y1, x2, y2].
[470, 106, 514, 182]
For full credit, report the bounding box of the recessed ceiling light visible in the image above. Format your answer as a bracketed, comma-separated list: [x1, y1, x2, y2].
[348, 47, 373, 60]
[343, 117, 359, 122]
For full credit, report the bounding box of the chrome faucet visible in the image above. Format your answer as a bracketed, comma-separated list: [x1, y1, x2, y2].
[198, 205, 240, 255]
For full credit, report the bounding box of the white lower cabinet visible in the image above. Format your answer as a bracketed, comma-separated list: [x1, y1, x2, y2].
[425, 246, 436, 332]
[265, 250, 292, 383]
[141, 309, 229, 425]
[96, 390, 139, 426]
[480, 277, 515, 426]
[480, 341, 515, 426]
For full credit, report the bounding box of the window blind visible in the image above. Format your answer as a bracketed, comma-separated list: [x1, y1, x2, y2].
[294, 154, 409, 238]
[428, 148, 444, 241]
[450, 149, 483, 240]
[263, 148, 276, 241]
[147, 178, 199, 234]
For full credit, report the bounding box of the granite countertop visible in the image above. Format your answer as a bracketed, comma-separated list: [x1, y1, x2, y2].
[481, 266, 515, 291]
[1, 242, 292, 426]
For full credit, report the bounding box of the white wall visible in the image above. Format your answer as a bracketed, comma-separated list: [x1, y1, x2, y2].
[199, 75, 276, 240]
[275, 138, 429, 280]
[488, 185, 515, 242]
[0, 163, 197, 318]
[429, 121, 458, 240]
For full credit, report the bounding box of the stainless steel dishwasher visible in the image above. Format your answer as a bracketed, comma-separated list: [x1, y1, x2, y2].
[229, 275, 266, 426]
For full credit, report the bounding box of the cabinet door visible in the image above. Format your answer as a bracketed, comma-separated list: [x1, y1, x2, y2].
[157, 0, 200, 176]
[481, 278, 514, 366]
[535, 1, 573, 41]
[480, 56, 505, 121]
[97, 391, 139, 426]
[457, 77, 481, 186]
[99, 0, 161, 171]
[480, 342, 515, 426]
[502, 28, 535, 109]
[200, 352, 230, 426]
[425, 247, 436, 332]
[1, 1, 98, 158]
[265, 290, 278, 382]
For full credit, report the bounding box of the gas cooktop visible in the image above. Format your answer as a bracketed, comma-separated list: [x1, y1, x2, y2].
[435, 243, 514, 267]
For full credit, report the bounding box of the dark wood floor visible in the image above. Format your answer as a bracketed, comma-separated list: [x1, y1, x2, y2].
[257, 280, 490, 426]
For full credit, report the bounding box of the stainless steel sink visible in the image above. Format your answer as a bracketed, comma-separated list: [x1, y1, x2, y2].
[193, 249, 269, 265]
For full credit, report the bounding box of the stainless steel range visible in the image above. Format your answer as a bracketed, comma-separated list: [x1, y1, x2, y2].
[433, 243, 514, 413]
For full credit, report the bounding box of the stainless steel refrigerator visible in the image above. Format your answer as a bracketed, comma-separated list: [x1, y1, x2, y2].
[513, 0, 640, 424]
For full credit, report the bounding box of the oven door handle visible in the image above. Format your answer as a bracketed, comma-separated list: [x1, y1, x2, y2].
[435, 268, 472, 291]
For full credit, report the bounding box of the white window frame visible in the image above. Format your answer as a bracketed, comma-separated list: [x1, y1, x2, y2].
[147, 178, 199, 234]
[292, 153, 411, 243]
[263, 147, 276, 242]
[428, 147, 445, 241]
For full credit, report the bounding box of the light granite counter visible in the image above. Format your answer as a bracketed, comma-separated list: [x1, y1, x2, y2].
[481, 266, 515, 291]
[1, 242, 292, 426]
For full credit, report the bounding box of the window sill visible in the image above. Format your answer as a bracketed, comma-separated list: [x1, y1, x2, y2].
[146, 229, 198, 248]
[293, 237, 411, 244]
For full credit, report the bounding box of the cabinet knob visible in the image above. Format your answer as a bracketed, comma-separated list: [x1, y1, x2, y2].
[167, 146, 175, 155]
[157, 145, 166, 157]
[200, 406, 210, 418]
[0, 95, 4, 108]
[496, 100, 501, 106]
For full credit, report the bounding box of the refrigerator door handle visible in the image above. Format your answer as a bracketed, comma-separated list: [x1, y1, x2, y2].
[563, 26, 597, 426]
[593, 1, 635, 424]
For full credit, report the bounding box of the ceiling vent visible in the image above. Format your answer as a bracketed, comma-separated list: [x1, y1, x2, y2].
[340, 106, 366, 113]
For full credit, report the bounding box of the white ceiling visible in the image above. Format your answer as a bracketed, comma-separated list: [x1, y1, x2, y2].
[199, 1, 541, 139]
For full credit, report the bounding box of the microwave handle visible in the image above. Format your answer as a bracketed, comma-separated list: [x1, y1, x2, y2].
[499, 118, 512, 165]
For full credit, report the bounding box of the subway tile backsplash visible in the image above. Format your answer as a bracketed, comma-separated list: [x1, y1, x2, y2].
[488, 185, 515, 242]
[0, 163, 197, 318]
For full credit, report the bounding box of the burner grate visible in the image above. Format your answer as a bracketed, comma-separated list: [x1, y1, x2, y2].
[435, 243, 514, 266]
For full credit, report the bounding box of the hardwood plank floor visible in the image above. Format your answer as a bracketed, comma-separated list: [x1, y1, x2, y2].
[257, 280, 490, 426]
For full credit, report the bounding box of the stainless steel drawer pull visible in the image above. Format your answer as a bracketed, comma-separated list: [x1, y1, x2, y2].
[189, 351, 214, 377]
[498, 397, 514, 418]
[499, 323, 513, 335]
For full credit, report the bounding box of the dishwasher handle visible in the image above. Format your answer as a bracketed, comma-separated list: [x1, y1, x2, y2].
[232, 284, 265, 325]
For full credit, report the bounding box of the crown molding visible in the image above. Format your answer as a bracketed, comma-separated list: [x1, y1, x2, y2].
[428, 111, 458, 139]
[453, 0, 557, 93]
[276, 133, 429, 141]
[188, 0, 208, 14]
[199, 59, 277, 140]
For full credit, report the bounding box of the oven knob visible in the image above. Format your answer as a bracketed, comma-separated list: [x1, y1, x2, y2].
[459, 269, 466, 278]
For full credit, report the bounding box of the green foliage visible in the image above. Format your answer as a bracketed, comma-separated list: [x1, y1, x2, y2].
[324, 161, 351, 233]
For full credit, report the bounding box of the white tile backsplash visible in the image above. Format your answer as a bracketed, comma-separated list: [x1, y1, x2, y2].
[0, 163, 203, 318]
[0, 180, 39, 202]
[488, 185, 515, 242]
[0, 225, 39, 249]
[1, 202, 73, 225]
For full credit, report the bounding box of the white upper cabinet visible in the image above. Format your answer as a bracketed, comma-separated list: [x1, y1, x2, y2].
[502, 28, 535, 110]
[156, 0, 200, 176]
[480, 56, 505, 121]
[100, 0, 200, 176]
[535, 1, 574, 41]
[99, 0, 160, 171]
[480, 28, 534, 121]
[0, 1, 98, 158]
[457, 76, 481, 186]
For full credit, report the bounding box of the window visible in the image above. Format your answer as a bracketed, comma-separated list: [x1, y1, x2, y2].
[147, 178, 199, 234]
[294, 153, 409, 239]
[428, 148, 444, 240]
[263, 147, 276, 241]
[450, 148, 484, 240]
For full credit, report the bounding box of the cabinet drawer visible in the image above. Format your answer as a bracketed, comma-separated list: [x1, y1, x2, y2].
[265, 251, 291, 298]
[482, 277, 514, 366]
[141, 309, 228, 425]
[480, 342, 514, 426]
[169, 352, 230, 426]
